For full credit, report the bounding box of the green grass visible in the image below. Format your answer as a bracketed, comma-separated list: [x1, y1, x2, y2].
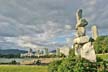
[97, 53, 108, 60]
[0, 65, 48, 72]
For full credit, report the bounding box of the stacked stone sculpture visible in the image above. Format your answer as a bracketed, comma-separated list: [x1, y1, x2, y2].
[73, 9, 96, 62]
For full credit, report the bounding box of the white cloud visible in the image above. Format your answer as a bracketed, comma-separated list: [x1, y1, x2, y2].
[65, 24, 72, 30]
[0, 0, 107, 50]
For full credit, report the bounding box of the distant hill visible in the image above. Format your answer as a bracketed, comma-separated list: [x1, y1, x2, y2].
[50, 50, 56, 53]
[0, 49, 27, 55]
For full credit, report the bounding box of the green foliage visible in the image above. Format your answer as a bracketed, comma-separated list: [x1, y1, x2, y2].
[11, 60, 17, 64]
[36, 60, 41, 65]
[69, 48, 75, 58]
[57, 57, 76, 72]
[49, 57, 108, 72]
[96, 56, 103, 62]
[58, 58, 98, 72]
[97, 54, 108, 60]
[94, 35, 108, 54]
[49, 48, 108, 72]
[48, 60, 62, 72]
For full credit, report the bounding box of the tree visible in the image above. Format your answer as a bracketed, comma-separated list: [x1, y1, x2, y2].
[94, 35, 108, 54]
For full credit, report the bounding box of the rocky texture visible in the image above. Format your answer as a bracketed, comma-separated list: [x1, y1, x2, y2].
[76, 19, 88, 29]
[73, 36, 89, 44]
[76, 9, 82, 22]
[74, 44, 81, 56]
[73, 9, 96, 62]
[91, 25, 98, 40]
[76, 27, 85, 37]
[81, 42, 96, 62]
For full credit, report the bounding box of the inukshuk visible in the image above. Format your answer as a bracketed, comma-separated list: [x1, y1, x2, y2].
[73, 9, 96, 62]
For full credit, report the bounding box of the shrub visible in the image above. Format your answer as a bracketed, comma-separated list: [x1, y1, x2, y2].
[48, 56, 108, 72]
[36, 60, 41, 65]
[11, 60, 17, 64]
[94, 36, 108, 54]
[57, 58, 97, 72]
[48, 60, 62, 72]
[57, 57, 76, 72]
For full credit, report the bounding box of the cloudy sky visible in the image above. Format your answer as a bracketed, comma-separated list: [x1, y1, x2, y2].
[0, 0, 108, 50]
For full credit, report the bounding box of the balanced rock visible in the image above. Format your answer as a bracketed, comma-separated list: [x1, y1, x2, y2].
[73, 36, 89, 44]
[76, 27, 85, 37]
[76, 18, 88, 29]
[79, 18, 88, 27]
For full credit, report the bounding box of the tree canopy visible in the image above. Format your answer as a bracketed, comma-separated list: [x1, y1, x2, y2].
[94, 35, 108, 54]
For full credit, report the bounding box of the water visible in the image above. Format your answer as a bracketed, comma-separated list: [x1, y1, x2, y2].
[0, 58, 36, 63]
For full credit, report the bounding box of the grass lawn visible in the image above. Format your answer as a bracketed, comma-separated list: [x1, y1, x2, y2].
[0, 65, 48, 72]
[97, 53, 108, 60]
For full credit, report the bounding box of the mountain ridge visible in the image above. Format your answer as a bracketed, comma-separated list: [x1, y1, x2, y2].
[0, 49, 27, 55]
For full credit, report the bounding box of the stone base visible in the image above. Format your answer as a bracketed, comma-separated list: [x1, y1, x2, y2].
[81, 42, 96, 62]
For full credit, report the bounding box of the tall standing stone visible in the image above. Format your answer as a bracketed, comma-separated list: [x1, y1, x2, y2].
[91, 25, 98, 40]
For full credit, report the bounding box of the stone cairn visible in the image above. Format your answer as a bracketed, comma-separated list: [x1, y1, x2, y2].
[73, 9, 97, 62]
